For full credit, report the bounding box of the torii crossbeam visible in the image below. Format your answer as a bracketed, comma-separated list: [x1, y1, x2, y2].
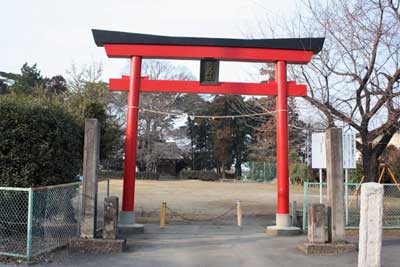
[92, 29, 324, 232]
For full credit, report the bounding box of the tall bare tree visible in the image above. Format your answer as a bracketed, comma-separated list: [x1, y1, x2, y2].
[286, 0, 400, 181]
[137, 60, 195, 171]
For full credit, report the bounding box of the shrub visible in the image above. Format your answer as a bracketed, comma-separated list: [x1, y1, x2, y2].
[0, 95, 82, 187]
[178, 170, 219, 181]
[349, 163, 364, 183]
[289, 162, 313, 185]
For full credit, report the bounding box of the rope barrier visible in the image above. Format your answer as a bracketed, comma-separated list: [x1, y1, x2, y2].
[136, 206, 161, 217]
[165, 204, 237, 223]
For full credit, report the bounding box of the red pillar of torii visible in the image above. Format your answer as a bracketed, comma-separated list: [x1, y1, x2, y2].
[92, 29, 324, 230]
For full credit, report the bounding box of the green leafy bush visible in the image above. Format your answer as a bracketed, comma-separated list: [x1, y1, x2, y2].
[349, 163, 364, 183]
[0, 95, 82, 187]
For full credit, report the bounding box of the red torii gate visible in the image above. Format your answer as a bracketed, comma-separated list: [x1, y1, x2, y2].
[92, 29, 324, 231]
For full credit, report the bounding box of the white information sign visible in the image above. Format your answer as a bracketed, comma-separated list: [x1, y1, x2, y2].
[311, 132, 326, 169]
[343, 133, 357, 169]
[311, 131, 357, 169]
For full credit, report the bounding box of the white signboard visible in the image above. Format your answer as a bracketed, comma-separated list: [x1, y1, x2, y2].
[343, 133, 357, 169]
[311, 132, 326, 169]
[311, 131, 357, 169]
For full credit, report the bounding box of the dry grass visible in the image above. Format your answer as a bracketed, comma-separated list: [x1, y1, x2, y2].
[97, 179, 307, 219]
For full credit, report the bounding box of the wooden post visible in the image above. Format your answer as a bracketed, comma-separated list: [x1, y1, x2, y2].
[80, 119, 100, 238]
[236, 200, 242, 227]
[160, 202, 167, 228]
[325, 128, 345, 243]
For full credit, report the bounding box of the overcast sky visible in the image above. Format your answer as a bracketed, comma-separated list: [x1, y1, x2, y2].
[0, 0, 297, 82]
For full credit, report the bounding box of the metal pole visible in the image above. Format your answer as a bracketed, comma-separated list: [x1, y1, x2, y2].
[345, 168, 349, 225]
[275, 60, 289, 227]
[291, 201, 297, 227]
[302, 181, 308, 230]
[263, 162, 266, 183]
[26, 188, 33, 260]
[319, 168, 323, 203]
[121, 56, 142, 219]
[107, 178, 110, 197]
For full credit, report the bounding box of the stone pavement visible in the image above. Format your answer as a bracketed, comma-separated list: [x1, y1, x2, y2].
[2, 224, 400, 267]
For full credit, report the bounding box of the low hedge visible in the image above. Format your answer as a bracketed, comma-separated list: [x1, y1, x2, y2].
[178, 170, 219, 181]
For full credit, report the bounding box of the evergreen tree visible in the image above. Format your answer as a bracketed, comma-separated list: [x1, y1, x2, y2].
[10, 63, 44, 95]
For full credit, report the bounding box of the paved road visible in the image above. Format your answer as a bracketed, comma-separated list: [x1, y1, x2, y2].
[2, 223, 399, 267]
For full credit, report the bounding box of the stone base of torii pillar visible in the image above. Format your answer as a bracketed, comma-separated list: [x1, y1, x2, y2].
[266, 214, 302, 236]
[118, 211, 144, 235]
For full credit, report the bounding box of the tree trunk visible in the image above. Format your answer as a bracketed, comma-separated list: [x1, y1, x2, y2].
[235, 161, 242, 177]
[362, 147, 379, 182]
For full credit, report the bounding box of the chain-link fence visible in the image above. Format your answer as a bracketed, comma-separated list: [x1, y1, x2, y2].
[302, 182, 400, 230]
[0, 187, 29, 258]
[0, 183, 80, 259]
[246, 162, 276, 182]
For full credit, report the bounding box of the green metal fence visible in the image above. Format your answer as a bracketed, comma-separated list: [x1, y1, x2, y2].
[247, 162, 276, 182]
[0, 182, 80, 259]
[302, 182, 400, 230]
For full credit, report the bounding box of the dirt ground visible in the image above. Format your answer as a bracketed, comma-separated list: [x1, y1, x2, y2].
[97, 179, 308, 225]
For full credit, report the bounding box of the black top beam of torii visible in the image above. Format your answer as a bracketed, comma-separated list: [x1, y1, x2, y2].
[92, 29, 324, 54]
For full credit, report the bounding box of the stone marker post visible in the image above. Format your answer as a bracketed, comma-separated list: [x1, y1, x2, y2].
[358, 183, 384, 267]
[80, 119, 100, 238]
[325, 127, 345, 243]
[103, 196, 119, 240]
[308, 204, 325, 243]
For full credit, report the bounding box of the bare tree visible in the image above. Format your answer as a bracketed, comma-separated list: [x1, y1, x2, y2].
[284, 0, 400, 182]
[137, 60, 195, 171]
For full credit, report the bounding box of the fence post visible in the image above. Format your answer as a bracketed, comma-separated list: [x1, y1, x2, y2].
[291, 201, 297, 227]
[160, 202, 167, 228]
[236, 200, 242, 228]
[26, 188, 33, 260]
[319, 169, 323, 203]
[107, 178, 110, 197]
[303, 181, 308, 230]
[263, 162, 266, 182]
[345, 169, 349, 225]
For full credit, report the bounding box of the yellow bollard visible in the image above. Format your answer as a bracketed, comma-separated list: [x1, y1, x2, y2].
[160, 202, 167, 228]
[236, 200, 242, 228]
